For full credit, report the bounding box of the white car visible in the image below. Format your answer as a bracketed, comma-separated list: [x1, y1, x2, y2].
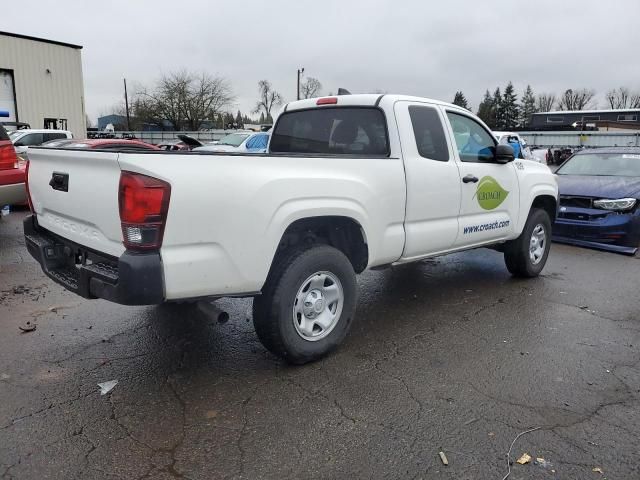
[25, 94, 557, 363]
[194, 131, 270, 153]
[10, 129, 73, 157]
[493, 131, 534, 161]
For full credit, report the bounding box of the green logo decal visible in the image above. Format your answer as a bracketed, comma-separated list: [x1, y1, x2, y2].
[475, 176, 509, 210]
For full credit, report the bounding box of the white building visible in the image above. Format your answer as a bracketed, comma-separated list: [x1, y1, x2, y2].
[0, 31, 86, 135]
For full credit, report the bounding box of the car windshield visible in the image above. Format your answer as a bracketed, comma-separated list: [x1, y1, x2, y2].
[556, 152, 640, 177]
[218, 133, 249, 147]
[8, 131, 22, 141]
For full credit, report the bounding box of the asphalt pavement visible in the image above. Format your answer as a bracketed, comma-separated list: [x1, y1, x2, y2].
[1, 209, 639, 479]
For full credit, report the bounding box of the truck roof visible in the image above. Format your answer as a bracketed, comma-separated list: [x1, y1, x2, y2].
[283, 94, 462, 112]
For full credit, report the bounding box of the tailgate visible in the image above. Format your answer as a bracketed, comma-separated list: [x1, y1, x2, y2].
[27, 148, 125, 257]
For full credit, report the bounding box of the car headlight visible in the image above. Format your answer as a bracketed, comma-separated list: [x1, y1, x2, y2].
[593, 198, 637, 211]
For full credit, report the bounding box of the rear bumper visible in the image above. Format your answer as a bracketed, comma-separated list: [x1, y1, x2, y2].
[552, 209, 640, 255]
[24, 215, 165, 305]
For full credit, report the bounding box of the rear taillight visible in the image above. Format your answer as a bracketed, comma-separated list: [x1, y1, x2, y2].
[118, 171, 171, 251]
[25, 160, 34, 212]
[0, 143, 18, 170]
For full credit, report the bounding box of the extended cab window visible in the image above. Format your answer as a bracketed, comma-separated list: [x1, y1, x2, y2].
[446, 112, 496, 163]
[409, 106, 449, 161]
[270, 107, 389, 156]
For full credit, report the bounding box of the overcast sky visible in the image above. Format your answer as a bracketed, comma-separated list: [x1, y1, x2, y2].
[2, 0, 640, 122]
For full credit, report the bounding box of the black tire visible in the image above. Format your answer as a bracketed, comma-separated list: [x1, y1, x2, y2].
[253, 245, 357, 364]
[504, 208, 552, 277]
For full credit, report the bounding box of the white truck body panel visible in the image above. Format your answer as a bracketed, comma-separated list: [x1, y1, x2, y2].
[27, 148, 125, 257]
[26, 94, 558, 302]
[117, 152, 406, 298]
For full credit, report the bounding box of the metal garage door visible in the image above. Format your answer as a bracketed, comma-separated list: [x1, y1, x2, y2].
[0, 70, 17, 122]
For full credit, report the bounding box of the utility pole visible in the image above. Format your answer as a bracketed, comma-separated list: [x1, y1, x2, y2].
[297, 67, 304, 100]
[123, 78, 131, 131]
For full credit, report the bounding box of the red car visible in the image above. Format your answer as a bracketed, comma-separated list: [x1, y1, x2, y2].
[1, 136, 160, 209]
[157, 139, 191, 151]
[41, 138, 161, 151]
[0, 122, 26, 207]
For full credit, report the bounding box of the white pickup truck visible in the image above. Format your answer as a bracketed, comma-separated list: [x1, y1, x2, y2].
[24, 94, 557, 363]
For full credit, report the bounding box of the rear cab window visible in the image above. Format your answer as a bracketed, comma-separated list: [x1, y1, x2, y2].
[270, 107, 389, 156]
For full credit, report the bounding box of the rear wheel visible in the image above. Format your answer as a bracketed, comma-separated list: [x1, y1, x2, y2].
[504, 208, 552, 277]
[253, 245, 357, 364]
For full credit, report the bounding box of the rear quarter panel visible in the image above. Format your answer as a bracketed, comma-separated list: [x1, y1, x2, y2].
[117, 152, 406, 299]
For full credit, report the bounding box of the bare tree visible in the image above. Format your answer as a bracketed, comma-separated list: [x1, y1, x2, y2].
[556, 88, 595, 111]
[536, 93, 556, 112]
[253, 80, 283, 122]
[139, 71, 234, 130]
[300, 77, 322, 99]
[606, 87, 640, 109]
[183, 73, 234, 130]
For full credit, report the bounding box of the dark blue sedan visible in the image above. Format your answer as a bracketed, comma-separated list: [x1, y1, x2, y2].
[553, 147, 640, 255]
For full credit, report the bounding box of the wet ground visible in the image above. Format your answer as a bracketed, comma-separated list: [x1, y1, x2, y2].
[1, 209, 639, 479]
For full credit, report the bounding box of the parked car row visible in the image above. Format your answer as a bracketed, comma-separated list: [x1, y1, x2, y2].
[2, 109, 638, 258]
[177, 131, 270, 153]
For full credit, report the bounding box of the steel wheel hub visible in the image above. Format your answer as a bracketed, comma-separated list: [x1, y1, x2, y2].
[293, 271, 344, 341]
[529, 224, 546, 265]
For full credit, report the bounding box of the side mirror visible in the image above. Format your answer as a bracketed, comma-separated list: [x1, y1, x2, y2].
[13, 141, 24, 147]
[495, 144, 515, 164]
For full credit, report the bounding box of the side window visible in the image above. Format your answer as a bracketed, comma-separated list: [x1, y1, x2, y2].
[17, 133, 44, 146]
[446, 112, 496, 163]
[257, 135, 268, 149]
[408, 106, 449, 161]
[44, 132, 67, 142]
[245, 136, 259, 149]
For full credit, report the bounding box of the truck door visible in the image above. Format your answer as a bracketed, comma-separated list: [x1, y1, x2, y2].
[395, 101, 461, 259]
[443, 110, 519, 247]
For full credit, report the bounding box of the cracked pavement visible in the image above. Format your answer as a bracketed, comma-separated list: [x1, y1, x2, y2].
[1, 210, 639, 479]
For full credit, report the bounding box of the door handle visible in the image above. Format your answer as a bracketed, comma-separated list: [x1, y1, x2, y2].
[462, 174, 479, 184]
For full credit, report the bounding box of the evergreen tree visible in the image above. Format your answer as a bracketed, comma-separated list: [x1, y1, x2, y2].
[500, 82, 519, 130]
[215, 113, 224, 129]
[492, 88, 503, 129]
[259, 112, 265, 124]
[477, 90, 495, 127]
[452, 91, 469, 110]
[235, 110, 243, 128]
[223, 112, 234, 128]
[519, 85, 537, 128]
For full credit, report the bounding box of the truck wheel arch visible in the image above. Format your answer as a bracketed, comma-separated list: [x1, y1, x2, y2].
[530, 195, 557, 222]
[270, 216, 369, 274]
